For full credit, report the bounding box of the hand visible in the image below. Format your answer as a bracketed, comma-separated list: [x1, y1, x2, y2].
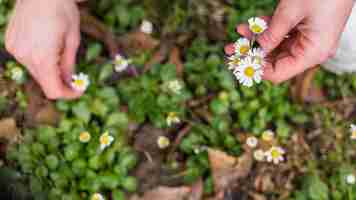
[227, 0, 354, 84]
[5, 0, 82, 99]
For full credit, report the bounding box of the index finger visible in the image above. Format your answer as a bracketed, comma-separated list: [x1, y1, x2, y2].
[29, 60, 82, 100]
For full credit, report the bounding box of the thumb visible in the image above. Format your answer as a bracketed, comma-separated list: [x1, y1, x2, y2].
[60, 27, 80, 84]
[257, 3, 303, 54]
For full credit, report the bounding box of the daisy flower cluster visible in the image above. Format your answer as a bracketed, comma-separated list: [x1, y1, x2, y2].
[226, 17, 268, 87]
[78, 130, 115, 151]
[245, 130, 286, 165]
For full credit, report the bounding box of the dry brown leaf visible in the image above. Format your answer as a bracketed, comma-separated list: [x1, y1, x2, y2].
[0, 118, 20, 143]
[292, 67, 326, 103]
[208, 148, 253, 194]
[118, 31, 160, 55]
[34, 103, 60, 126]
[130, 186, 191, 200]
[168, 47, 184, 77]
[80, 9, 119, 57]
[143, 45, 169, 72]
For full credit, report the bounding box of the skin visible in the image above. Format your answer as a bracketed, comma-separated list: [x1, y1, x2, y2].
[5, 0, 82, 99]
[226, 0, 355, 84]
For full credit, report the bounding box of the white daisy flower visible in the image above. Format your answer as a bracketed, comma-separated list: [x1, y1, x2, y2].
[350, 124, 356, 140]
[91, 193, 105, 200]
[79, 131, 91, 143]
[167, 80, 183, 94]
[227, 54, 242, 70]
[249, 48, 266, 66]
[253, 149, 265, 161]
[233, 57, 263, 87]
[10, 66, 24, 82]
[346, 174, 356, 185]
[114, 54, 131, 72]
[157, 136, 170, 149]
[166, 112, 180, 127]
[233, 38, 251, 56]
[261, 130, 275, 142]
[99, 131, 114, 150]
[140, 20, 153, 34]
[246, 136, 258, 148]
[71, 73, 90, 92]
[265, 146, 285, 164]
[248, 17, 268, 34]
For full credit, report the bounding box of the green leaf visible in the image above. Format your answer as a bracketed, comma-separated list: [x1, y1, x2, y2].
[72, 102, 91, 123]
[86, 42, 103, 62]
[307, 175, 329, 200]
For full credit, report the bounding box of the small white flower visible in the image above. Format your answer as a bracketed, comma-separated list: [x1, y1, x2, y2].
[10, 66, 24, 82]
[249, 48, 266, 66]
[166, 112, 180, 127]
[233, 57, 263, 87]
[350, 124, 356, 140]
[71, 73, 90, 92]
[233, 38, 251, 56]
[346, 174, 356, 185]
[167, 80, 183, 95]
[248, 17, 268, 34]
[227, 54, 242, 70]
[99, 131, 114, 150]
[79, 131, 91, 143]
[114, 54, 131, 72]
[246, 136, 258, 148]
[157, 136, 170, 149]
[140, 20, 153, 34]
[253, 149, 265, 161]
[265, 146, 285, 164]
[261, 130, 275, 142]
[91, 193, 105, 200]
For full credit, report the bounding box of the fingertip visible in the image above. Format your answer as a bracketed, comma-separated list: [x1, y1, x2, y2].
[236, 24, 253, 39]
[224, 43, 235, 55]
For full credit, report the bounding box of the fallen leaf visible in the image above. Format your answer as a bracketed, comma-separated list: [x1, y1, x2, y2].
[130, 186, 191, 200]
[118, 31, 160, 55]
[168, 47, 184, 77]
[0, 118, 20, 143]
[208, 148, 253, 194]
[80, 9, 119, 57]
[143, 45, 169, 72]
[34, 103, 60, 125]
[292, 67, 326, 103]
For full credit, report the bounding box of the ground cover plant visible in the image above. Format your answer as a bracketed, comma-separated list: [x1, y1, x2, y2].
[1, 0, 356, 200]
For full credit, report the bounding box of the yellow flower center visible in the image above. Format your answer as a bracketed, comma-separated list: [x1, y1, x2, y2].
[91, 194, 102, 200]
[239, 45, 250, 55]
[251, 24, 263, 33]
[168, 112, 177, 119]
[100, 135, 110, 145]
[271, 149, 281, 159]
[352, 131, 356, 138]
[158, 136, 170, 149]
[244, 66, 255, 78]
[79, 132, 91, 142]
[74, 79, 85, 87]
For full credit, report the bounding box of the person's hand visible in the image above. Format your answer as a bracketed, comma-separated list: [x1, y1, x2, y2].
[227, 0, 354, 84]
[5, 0, 82, 99]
